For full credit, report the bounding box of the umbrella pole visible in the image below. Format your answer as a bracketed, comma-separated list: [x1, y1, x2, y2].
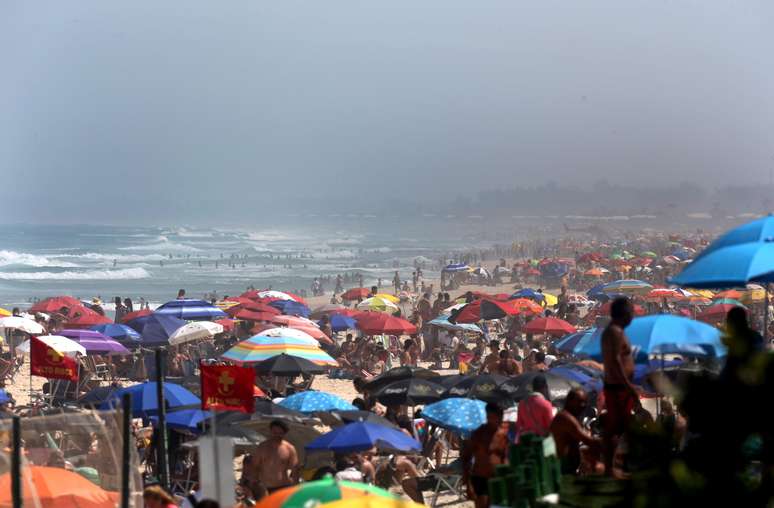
[764, 284, 770, 341]
[211, 412, 222, 505]
[121, 393, 132, 508]
[155, 349, 170, 491]
[11, 416, 21, 508]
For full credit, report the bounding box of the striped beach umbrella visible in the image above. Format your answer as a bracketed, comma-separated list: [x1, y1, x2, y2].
[356, 297, 400, 313]
[221, 334, 337, 366]
[254, 477, 397, 508]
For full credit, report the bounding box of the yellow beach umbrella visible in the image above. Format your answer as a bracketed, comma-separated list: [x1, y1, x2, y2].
[0, 308, 11, 317]
[356, 296, 400, 313]
[691, 289, 715, 299]
[374, 293, 400, 304]
[320, 498, 425, 508]
[542, 293, 559, 307]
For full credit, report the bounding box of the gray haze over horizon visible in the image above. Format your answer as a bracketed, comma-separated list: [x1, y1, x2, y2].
[2, 1, 773, 225]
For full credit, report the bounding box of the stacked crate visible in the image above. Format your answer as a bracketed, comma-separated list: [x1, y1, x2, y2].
[488, 434, 562, 507]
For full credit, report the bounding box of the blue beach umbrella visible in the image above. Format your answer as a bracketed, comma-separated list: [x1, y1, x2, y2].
[140, 314, 188, 346]
[155, 299, 227, 321]
[150, 408, 213, 432]
[269, 300, 311, 318]
[306, 421, 420, 453]
[510, 288, 545, 304]
[324, 314, 357, 332]
[553, 328, 598, 354]
[422, 398, 486, 436]
[574, 315, 725, 362]
[278, 391, 357, 414]
[99, 381, 200, 417]
[442, 263, 470, 273]
[427, 315, 483, 334]
[90, 323, 141, 344]
[672, 215, 774, 288]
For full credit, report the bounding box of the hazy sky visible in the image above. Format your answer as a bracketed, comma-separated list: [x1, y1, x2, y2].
[2, 1, 773, 224]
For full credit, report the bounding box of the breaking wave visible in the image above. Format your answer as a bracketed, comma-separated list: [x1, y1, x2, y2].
[0, 267, 151, 280]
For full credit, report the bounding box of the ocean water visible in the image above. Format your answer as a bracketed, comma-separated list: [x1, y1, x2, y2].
[0, 223, 480, 309]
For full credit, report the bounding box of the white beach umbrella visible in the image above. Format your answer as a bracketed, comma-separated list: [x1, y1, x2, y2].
[168, 321, 224, 346]
[0, 316, 45, 334]
[16, 335, 86, 356]
[256, 327, 319, 345]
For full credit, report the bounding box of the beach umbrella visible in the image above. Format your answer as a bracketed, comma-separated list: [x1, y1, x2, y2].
[713, 289, 744, 300]
[318, 410, 399, 429]
[356, 297, 400, 314]
[372, 378, 445, 406]
[449, 299, 524, 324]
[16, 335, 86, 356]
[255, 354, 327, 376]
[246, 290, 307, 305]
[309, 304, 346, 319]
[0, 316, 45, 334]
[600, 279, 653, 295]
[584, 268, 606, 277]
[226, 301, 281, 317]
[253, 477, 397, 508]
[672, 216, 774, 288]
[258, 327, 322, 343]
[645, 288, 686, 301]
[363, 366, 440, 392]
[271, 315, 319, 328]
[0, 308, 10, 317]
[553, 328, 598, 354]
[155, 298, 227, 321]
[576, 315, 725, 361]
[740, 285, 766, 304]
[306, 422, 420, 454]
[58, 329, 130, 355]
[421, 398, 486, 436]
[696, 303, 742, 324]
[28, 296, 82, 314]
[324, 314, 357, 332]
[221, 331, 337, 365]
[90, 323, 141, 343]
[99, 381, 200, 417]
[442, 263, 470, 273]
[0, 388, 13, 405]
[269, 300, 311, 318]
[711, 298, 746, 307]
[341, 288, 370, 301]
[119, 308, 152, 324]
[355, 312, 417, 335]
[278, 391, 357, 413]
[214, 318, 237, 333]
[507, 298, 545, 315]
[285, 326, 334, 345]
[0, 466, 118, 508]
[168, 321, 224, 345]
[374, 293, 400, 303]
[233, 310, 277, 322]
[523, 317, 576, 337]
[253, 399, 307, 419]
[63, 307, 112, 328]
[501, 372, 579, 403]
[510, 288, 546, 304]
[139, 314, 188, 347]
[321, 499, 424, 508]
[641, 251, 658, 258]
[150, 408, 213, 433]
[427, 315, 483, 334]
[442, 374, 517, 404]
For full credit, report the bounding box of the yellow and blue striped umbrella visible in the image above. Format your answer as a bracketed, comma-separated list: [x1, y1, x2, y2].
[221, 334, 337, 366]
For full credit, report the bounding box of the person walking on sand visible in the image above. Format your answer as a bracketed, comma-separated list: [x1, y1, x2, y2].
[601, 297, 640, 478]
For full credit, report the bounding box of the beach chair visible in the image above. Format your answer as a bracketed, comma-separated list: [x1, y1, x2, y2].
[420, 458, 465, 508]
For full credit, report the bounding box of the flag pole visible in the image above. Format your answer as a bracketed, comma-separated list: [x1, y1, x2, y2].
[121, 393, 132, 508]
[212, 410, 222, 504]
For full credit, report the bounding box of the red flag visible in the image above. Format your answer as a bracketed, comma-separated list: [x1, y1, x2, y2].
[30, 336, 79, 382]
[201, 364, 255, 413]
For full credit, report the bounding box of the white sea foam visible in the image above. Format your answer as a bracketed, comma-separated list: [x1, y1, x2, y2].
[0, 250, 79, 268]
[0, 267, 151, 280]
[118, 236, 202, 253]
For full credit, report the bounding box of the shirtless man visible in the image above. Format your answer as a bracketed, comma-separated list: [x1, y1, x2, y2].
[242, 420, 298, 498]
[479, 340, 501, 374]
[462, 403, 509, 508]
[551, 388, 601, 475]
[495, 349, 522, 376]
[601, 297, 640, 477]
